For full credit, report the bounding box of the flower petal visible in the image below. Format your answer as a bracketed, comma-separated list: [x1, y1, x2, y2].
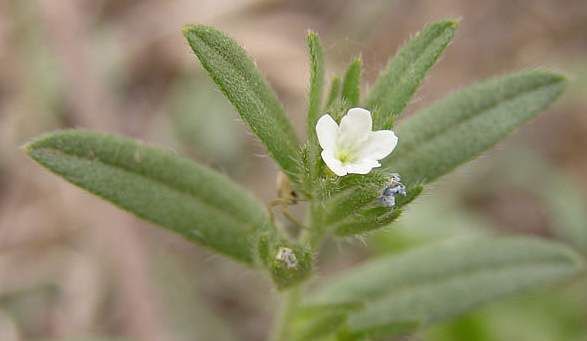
[338, 107, 372, 146]
[316, 114, 339, 150]
[359, 130, 398, 161]
[321, 150, 347, 176]
[345, 159, 381, 174]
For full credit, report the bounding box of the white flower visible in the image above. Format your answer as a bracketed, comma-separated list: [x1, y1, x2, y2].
[316, 108, 398, 176]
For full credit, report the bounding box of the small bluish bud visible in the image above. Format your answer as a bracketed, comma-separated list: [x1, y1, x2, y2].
[379, 195, 396, 208]
[378, 173, 407, 208]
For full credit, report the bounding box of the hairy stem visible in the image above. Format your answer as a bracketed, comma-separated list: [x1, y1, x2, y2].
[302, 201, 326, 249]
[270, 285, 302, 341]
[270, 202, 323, 340]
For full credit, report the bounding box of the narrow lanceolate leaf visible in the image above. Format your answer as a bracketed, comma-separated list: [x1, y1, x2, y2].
[385, 70, 567, 186]
[333, 207, 403, 236]
[290, 306, 348, 341]
[322, 173, 389, 226]
[183, 25, 300, 180]
[366, 20, 458, 129]
[306, 31, 326, 184]
[25, 130, 269, 264]
[341, 57, 362, 106]
[318, 172, 422, 236]
[307, 31, 325, 139]
[308, 237, 583, 334]
[291, 306, 417, 341]
[332, 186, 422, 236]
[325, 76, 341, 109]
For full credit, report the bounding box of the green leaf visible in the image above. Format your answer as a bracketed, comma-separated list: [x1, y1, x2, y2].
[24, 130, 269, 264]
[183, 25, 301, 181]
[341, 57, 362, 106]
[333, 207, 402, 236]
[306, 31, 326, 184]
[385, 70, 567, 186]
[290, 306, 349, 341]
[321, 173, 389, 225]
[366, 20, 458, 129]
[325, 76, 342, 109]
[291, 305, 417, 341]
[307, 237, 583, 334]
[332, 186, 421, 236]
[319, 172, 422, 236]
[326, 97, 352, 123]
[307, 30, 326, 139]
[340, 321, 420, 341]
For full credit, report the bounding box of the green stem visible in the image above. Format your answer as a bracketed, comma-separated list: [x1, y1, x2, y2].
[270, 201, 324, 340]
[307, 201, 326, 249]
[271, 285, 302, 341]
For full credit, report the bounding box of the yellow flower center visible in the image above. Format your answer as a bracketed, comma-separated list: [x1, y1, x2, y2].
[336, 149, 356, 165]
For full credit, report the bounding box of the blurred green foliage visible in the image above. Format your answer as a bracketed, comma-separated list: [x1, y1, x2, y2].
[169, 77, 245, 170]
[370, 148, 587, 341]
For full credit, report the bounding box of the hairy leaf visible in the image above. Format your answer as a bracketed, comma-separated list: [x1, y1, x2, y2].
[332, 185, 422, 236]
[325, 76, 342, 109]
[307, 30, 326, 137]
[183, 25, 300, 180]
[306, 31, 326, 185]
[291, 305, 417, 341]
[326, 97, 352, 124]
[308, 237, 583, 334]
[333, 207, 403, 236]
[25, 130, 269, 263]
[341, 57, 362, 106]
[367, 20, 458, 129]
[385, 70, 566, 186]
[320, 173, 387, 218]
[318, 172, 422, 236]
[290, 306, 349, 341]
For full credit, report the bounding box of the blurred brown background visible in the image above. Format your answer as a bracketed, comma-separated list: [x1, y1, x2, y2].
[1, 1, 587, 340]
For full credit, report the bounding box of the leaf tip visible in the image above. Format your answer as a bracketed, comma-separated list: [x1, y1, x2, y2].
[306, 30, 322, 47]
[431, 18, 460, 31]
[181, 24, 201, 40]
[546, 71, 568, 84]
[445, 18, 461, 29]
[21, 132, 54, 157]
[182, 24, 217, 41]
[422, 19, 459, 42]
[20, 141, 34, 155]
[531, 69, 569, 98]
[307, 29, 318, 38]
